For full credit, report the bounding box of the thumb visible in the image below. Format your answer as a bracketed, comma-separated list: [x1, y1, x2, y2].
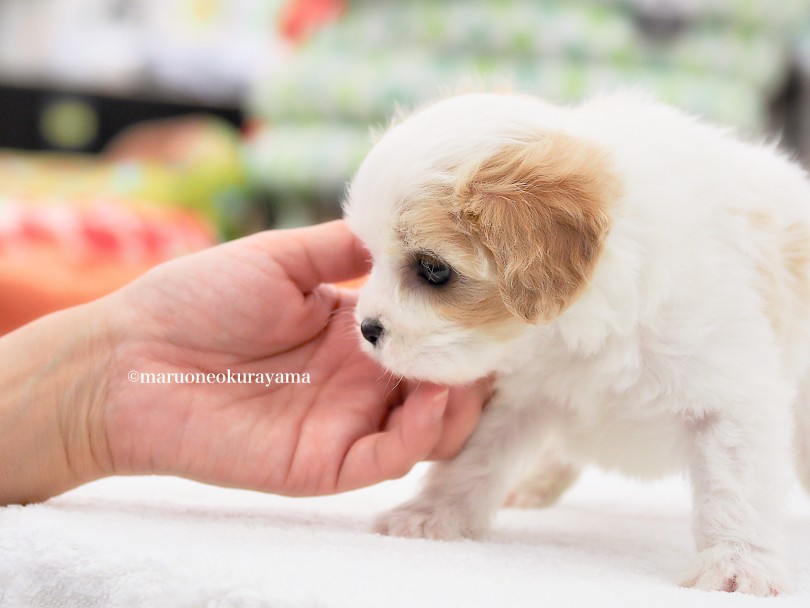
[257, 220, 370, 292]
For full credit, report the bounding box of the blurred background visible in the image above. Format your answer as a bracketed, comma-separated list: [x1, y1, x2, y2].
[2, 0, 810, 334]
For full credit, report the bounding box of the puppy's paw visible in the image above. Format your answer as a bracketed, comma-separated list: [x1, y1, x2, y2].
[680, 544, 791, 596]
[373, 500, 486, 541]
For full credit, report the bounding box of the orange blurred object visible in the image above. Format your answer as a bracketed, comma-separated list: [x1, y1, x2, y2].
[0, 200, 215, 335]
[0, 253, 154, 335]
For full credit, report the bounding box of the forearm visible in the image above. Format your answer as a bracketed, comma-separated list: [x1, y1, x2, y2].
[0, 301, 112, 505]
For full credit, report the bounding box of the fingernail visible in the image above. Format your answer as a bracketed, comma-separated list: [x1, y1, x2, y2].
[431, 388, 450, 422]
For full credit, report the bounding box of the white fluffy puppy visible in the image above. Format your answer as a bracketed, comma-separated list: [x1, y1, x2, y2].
[342, 91, 810, 596]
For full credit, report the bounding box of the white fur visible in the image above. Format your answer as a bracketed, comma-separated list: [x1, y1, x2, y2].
[343, 91, 810, 596]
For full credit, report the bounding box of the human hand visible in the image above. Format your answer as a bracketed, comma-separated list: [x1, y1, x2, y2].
[0, 221, 488, 503]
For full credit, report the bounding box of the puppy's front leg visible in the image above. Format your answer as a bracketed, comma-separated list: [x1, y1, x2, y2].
[682, 406, 793, 596]
[375, 398, 545, 541]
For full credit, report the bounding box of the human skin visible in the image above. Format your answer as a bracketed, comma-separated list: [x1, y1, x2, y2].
[0, 220, 488, 505]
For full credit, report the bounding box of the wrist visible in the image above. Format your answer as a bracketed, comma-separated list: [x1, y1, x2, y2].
[0, 298, 116, 504]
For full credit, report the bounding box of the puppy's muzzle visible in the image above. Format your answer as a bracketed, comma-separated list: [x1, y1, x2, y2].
[361, 318, 385, 346]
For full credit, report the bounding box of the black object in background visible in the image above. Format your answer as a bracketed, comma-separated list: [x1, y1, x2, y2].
[0, 83, 243, 153]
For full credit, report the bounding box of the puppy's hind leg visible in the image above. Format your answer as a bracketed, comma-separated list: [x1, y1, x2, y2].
[504, 433, 580, 509]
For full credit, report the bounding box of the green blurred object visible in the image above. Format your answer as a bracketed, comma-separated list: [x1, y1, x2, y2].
[246, 0, 810, 222]
[103, 115, 254, 239]
[251, 49, 766, 132]
[39, 98, 100, 150]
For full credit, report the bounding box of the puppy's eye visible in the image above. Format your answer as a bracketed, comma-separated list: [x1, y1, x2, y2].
[416, 254, 453, 286]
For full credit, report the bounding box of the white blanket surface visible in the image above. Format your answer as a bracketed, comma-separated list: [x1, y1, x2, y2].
[2, 467, 809, 607]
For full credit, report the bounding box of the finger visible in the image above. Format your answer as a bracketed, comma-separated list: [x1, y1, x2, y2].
[260, 220, 371, 291]
[335, 384, 449, 492]
[428, 378, 492, 460]
[383, 404, 405, 432]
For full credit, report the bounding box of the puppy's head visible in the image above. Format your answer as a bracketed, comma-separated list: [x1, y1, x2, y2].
[344, 94, 619, 384]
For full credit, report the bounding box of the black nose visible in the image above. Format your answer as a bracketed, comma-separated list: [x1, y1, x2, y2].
[361, 318, 385, 346]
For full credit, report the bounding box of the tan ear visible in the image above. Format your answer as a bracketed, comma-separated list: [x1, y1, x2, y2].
[453, 132, 618, 323]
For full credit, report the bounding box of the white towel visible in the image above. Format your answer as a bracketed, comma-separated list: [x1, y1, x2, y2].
[1, 467, 808, 607]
